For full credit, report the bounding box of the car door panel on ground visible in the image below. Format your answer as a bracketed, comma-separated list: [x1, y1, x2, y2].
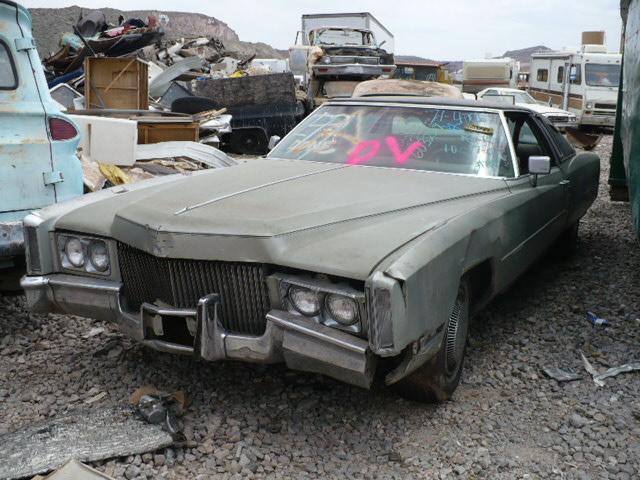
[498, 112, 568, 288]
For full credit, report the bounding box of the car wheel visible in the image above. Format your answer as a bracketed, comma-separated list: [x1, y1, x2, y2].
[394, 280, 470, 403]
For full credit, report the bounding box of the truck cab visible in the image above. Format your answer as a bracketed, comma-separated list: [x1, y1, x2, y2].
[0, 0, 82, 271]
[289, 12, 395, 108]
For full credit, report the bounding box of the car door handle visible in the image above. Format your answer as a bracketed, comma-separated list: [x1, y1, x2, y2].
[559, 180, 570, 185]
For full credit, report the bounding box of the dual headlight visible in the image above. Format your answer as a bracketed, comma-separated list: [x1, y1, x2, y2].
[58, 234, 111, 274]
[285, 281, 363, 333]
[586, 102, 594, 110]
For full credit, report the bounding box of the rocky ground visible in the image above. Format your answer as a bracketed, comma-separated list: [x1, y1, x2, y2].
[1, 135, 639, 479]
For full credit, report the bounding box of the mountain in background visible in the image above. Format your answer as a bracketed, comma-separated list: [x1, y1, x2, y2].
[397, 45, 553, 73]
[28, 6, 553, 73]
[29, 6, 288, 59]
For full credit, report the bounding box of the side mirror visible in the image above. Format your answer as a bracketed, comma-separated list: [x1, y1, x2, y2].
[528, 155, 551, 187]
[268, 135, 281, 151]
[529, 156, 551, 175]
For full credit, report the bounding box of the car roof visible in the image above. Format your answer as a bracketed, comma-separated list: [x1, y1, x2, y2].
[329, 95, 532, 112]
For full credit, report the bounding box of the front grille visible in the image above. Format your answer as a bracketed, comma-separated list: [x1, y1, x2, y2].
[547, 115, 570, 123]
[594, 103, 616, 110]
[117, 243, 271, 335]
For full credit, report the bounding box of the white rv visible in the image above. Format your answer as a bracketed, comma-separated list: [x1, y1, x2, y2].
[462, 58, 520, 93]
[529, 45, 621, 128]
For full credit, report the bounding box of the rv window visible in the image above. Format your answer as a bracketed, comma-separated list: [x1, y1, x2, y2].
[536, 69, 548, 82]
[557, 66, 564, 83]
[0, 41, 18, 89]
[585, 63, 620, 87]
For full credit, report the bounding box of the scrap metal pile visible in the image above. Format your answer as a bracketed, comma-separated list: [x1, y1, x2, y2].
[44, 8, 301, 183]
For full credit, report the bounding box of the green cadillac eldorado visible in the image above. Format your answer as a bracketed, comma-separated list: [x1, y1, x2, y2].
[21, 97, 599, 402]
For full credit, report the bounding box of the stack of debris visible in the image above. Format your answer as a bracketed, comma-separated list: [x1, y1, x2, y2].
[39, 8, 308, 199]
[44, 11, 163, 87]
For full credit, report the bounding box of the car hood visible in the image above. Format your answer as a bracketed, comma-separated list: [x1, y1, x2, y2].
[518, 103, 572, 116]
[54, 159, 510, 279]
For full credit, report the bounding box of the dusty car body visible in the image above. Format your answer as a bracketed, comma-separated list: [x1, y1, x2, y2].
[21, 97, 599, 401]
[0, 0, 82, 270]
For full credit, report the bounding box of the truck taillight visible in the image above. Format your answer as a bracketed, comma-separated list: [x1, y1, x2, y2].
[48, 117, 78, 141]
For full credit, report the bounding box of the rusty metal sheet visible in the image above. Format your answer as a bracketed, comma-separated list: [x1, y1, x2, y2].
[0, 407, 173, 480]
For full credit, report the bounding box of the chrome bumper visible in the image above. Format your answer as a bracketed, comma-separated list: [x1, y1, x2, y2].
[580, 113, 616, 127]
[312, 64, 395, 77]
[21, 274, 375, 388]
[0, 222, 24, 257]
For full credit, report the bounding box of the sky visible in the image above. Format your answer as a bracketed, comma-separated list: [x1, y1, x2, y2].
[21, 0, 622, 60]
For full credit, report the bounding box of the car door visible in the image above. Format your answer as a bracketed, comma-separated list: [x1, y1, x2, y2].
[538, 118, 599, 223]
[497, 111, 569, 286]
[0, 1, 55, 223]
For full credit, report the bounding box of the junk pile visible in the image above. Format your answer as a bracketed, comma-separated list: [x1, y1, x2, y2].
[45, 8, 303, 168]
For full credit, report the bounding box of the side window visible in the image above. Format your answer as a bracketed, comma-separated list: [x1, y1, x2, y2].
[506, 112, 554, 174]
[0, 41, 17, 89]
[541, 121, 576, 161]
[570, 63, 582, 85]
[537, 69, 548, 82]
[557, 66, 564, 83]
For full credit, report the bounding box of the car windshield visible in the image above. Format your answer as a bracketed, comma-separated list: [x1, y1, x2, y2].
[315, 29, 370, 46]
[269, 104, 515, 177]
[485, 91, 537, 105]
[585, 63, 621, 87]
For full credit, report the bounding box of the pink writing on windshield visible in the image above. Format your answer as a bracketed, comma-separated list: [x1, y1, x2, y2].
[346, 136, 424, 165]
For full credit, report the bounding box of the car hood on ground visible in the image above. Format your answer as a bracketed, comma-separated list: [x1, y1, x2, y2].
[54, 159, 510, 279]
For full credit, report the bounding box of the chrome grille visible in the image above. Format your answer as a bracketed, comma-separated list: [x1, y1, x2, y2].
[117, 243, 270, 335]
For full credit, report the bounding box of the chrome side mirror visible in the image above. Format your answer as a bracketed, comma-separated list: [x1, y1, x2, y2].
[268, 135, 281, 151]
[528, 155, 551, 187]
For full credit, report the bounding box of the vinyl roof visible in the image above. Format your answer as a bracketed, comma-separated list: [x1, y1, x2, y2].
[329, 95, 532, 112]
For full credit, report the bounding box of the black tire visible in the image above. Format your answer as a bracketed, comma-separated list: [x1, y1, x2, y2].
[171, 96, 220, 114]
[394, 281, 470, 403]
[552, 221, 579, 257]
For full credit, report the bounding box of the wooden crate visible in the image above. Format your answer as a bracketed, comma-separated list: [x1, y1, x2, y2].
[84, 57, 149, 110]
[137, 121, 199, 144]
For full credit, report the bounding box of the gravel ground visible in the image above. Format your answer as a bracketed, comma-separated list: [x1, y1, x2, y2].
[1, 135, 639, 479]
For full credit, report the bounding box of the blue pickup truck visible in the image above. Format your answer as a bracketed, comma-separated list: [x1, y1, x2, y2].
[0, 0, 83, 272]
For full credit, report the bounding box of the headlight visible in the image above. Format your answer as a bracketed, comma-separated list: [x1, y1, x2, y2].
[58, 234, 111, 275]
[64, 237, 85, 267]
[89, 241, 109, 272]
[586, 102, 594, 109]
[321, 56, 331, 64]
[288, 286, 321, 316]
[325, 294, 358, 325]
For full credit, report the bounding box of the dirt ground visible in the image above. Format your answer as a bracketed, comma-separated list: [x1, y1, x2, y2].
[1, 135, 638, 479]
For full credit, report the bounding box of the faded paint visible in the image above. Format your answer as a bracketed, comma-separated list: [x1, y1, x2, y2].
[0, 0, 82, 260]
[23, 98, 599, 377]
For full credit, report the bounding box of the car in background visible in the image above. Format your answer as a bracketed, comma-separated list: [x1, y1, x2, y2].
[477, 87, 578, 130]
[21, 97, 599, 402]
[0, 0, 82, 274]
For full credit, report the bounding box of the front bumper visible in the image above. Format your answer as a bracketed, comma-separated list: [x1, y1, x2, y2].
[21, 274, 376, 388]
[0, 222, 24, 258]
[580, 113, 616, 127]
[312, 63, 395, 78]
